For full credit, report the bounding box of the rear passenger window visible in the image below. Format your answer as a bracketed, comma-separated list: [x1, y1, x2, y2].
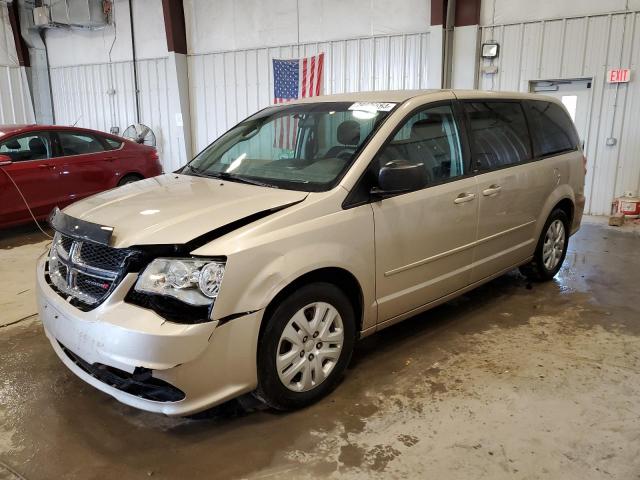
[524, 101, 579, 157]
[104, 137, 123, 150]
[464, 101, 531, 170]
[57, 132, 105, 156]
[374, 104, 465, 187]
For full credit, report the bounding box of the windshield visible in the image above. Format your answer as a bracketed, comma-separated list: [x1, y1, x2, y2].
[183, 102, 393, 191]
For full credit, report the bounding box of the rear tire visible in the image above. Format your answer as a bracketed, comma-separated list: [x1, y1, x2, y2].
[118, 174, 143, 186]
[255, 282, 356, 411]
[520, 208, 570, 281]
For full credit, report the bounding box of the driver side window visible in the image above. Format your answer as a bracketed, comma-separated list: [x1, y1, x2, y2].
[374, 104, 464, 189]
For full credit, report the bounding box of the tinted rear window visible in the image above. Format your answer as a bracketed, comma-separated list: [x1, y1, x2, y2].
[524, 100, 579, 157]
[464, 101, 531, 170]
[58, 132, 105, 155]
[104, 137, 123, 149]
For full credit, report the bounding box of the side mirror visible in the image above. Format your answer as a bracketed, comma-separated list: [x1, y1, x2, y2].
[372, 160, 427, 197]
[0, 154, 12, 166]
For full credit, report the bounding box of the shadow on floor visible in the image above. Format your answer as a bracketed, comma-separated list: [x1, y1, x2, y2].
[0, 223, 52, 249]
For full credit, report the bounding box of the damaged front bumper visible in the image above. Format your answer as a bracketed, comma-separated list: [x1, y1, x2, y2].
[36, 255, 263, 416]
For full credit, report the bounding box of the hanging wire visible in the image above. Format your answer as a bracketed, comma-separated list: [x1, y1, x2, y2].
[0, 167, 52, 239]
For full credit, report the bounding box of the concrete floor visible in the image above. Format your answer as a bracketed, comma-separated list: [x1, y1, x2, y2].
[1, 218, 639, 479]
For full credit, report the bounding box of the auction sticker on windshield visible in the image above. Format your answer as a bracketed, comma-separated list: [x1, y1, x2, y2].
[349, 102, 396, 112]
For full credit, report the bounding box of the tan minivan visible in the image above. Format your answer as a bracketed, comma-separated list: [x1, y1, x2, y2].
[36, 90, 585, 415]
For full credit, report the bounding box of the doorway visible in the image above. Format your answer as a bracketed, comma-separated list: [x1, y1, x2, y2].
[529, 78, 592, 148]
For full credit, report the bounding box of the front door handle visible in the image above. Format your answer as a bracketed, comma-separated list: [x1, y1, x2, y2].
[482, 184, 502, 196]
[38, 164, 55, 170]
[454, 192, 476, 204]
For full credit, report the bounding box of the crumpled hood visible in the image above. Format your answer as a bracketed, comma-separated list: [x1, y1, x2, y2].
[62, 174, 308, 248]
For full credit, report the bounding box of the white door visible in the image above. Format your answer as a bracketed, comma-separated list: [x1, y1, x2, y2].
[530, 79, 591, 148]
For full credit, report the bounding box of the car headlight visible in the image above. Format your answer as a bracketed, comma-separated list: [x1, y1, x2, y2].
[134, 258, 225, 306]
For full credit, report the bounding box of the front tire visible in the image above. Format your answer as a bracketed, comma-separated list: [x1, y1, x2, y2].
[520, 208, 570, 281]
[255, 282, 356, 410]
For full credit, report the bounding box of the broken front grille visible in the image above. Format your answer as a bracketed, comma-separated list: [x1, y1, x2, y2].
[47, 232, 135, 310]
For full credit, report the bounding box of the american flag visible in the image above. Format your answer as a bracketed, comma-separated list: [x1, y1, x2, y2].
[272, 53, 325, 149]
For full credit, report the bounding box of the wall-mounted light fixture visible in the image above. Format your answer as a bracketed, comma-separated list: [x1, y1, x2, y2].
[481, 42, 500, 59]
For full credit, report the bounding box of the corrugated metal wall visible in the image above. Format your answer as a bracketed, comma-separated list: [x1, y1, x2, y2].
[49, 58, 183, 170]
[0, 5, 35, 125]
[0, 65, 34, 124]
[479, 11, 640, 215]
[188, 32, 431, 152]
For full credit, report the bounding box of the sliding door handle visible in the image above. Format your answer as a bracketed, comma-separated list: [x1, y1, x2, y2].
[454, 192, 476, 204]
[482, 185, 502, 196]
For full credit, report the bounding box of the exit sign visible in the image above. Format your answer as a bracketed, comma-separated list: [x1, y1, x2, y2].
[607, 68, 631, 83]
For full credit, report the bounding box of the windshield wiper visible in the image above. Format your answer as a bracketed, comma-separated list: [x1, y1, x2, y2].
[210, 171, 277, 188]
[182, 164, 209, 177]
[183, 165, 272, 187]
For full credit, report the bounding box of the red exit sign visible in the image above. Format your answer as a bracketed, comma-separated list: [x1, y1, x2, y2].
[607, 68, 631, 83]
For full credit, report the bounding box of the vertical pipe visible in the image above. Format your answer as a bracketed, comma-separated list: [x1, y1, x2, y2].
[39, 30, 56, 124]
[128, 0, 141, 124]
[442, 0, 455, 88]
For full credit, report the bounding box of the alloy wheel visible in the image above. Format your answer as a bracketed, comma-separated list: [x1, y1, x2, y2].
[542, 219, 566, 271]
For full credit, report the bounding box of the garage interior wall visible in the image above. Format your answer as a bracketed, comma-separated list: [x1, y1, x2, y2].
[188, 33, 432, 152]
[478, 8, 640, 215]
[185, 0, 433, 152]
[43, 0, 433, 170]
[10, 0, 640, 216]
[0, 3, 35, 124]
[44, 0, 189, 171]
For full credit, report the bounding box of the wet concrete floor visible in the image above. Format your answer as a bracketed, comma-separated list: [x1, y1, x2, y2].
[0, 218, 639, 479]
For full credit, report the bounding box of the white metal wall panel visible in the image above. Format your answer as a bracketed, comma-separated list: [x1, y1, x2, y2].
[49, 58, 182, 171]
[51, 61, 135, 135]
[479, 12, 640, 215]
[0, 5, 35, 125]
[188, 32, 430, 152]
[0, 66, 34, 124]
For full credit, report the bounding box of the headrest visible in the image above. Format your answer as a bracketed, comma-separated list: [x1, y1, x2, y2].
[337, 120, 360, 146]
[410, 116, 443, 139]
[29, 137, 47, 155]
[5, 139, 20, 150]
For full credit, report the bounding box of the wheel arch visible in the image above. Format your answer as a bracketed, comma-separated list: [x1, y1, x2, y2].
[259, 267, 365, 341]
[535, 185, 576, 239]
[554, 197, 575, 226]
[117, 171, 144, 186]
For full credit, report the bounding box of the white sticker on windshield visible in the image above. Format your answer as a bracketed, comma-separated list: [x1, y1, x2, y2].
[349, 102, 396, 112]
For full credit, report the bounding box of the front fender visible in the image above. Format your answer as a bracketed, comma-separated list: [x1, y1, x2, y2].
[205, 204, 377, 331]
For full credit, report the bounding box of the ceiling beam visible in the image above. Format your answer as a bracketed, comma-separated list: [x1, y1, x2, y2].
[7, 0, 30, 67]
[454, 0, 481, 26]
[162, 0, 188, 55]
[431, 0, 446, 25]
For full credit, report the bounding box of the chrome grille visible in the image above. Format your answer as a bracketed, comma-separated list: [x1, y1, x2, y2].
[47, 232, 134, 309]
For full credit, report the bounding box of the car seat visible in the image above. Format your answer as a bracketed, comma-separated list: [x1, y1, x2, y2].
[28, 137, 48, 160]
[323, 120, 360, 159]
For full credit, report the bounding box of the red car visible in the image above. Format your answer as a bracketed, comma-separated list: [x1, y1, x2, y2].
[0, 124, 163, 229]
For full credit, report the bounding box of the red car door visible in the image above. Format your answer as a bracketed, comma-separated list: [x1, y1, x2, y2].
[0, 131, 59, 227]
[52, 130, 118, 205]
